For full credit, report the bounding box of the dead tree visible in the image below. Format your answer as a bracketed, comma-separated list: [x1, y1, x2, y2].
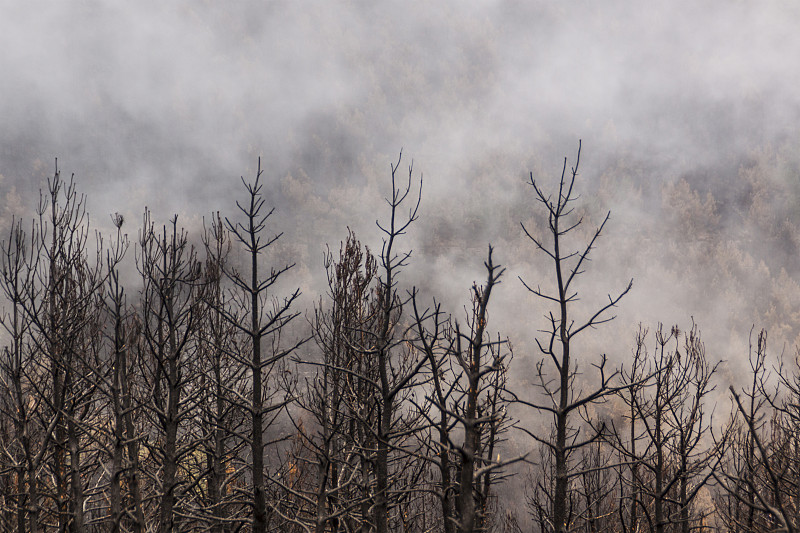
[95, 214, 149, 533]
[516, 142, 632, 533]
[714, 329, 773, 533]
[0, 165, 106, 532]
[277, 231, 379, 533]
[22, 166, 107, 531]
[412, 246, 518, 533]
[0, 218, 43, 533]
[615, 326, 650, 533]
[612, 324, 723, 533]
[666, 326, 723, 533]
[574, 440, 619, 533]
[0, 165, 113, 532]
[137, 211, 204, 533]
[527, 439, 561, 533]
[193, 212, 249, 533]
[212, 159, 305, 533]
[285, 153, 427, 533]
[718, 329, 800, 533]
[370, 153, 428, 533]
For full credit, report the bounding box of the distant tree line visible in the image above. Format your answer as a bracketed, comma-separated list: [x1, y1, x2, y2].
[0, 147, 795, 532]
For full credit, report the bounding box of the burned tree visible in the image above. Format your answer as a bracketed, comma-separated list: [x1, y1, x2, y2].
[209, 159, 305, 533]
[286, 153, 427, 533]
[370, 153, 428, 533]
[717, 329, 800, 533]
[0, 165, 112, 532]
[517, 142, 632, 533]
[191, 212, 249, 532]
[96, 215, 149, 532]
[612, 324, 724, 533]
[714, 329, 772, 533]
[413, 246, 518, 533]
[137, 211, 204, 532]
[0, 218, 40, 533]
[276, 231, 379, 533]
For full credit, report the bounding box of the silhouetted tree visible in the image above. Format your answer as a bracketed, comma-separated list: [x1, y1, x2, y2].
[370, 154, 428, 533]
[516, 142, 632, 533]
[275, 231, 379, 532]
[210, 159, 305, 533]
[137, 211, 204, 533]
[91, 214, 148, 532]
[192, 212, 248, 532]
[612, 324, 723, 533]
[0, 218, 42, 533]
[718, 329, 800, 533]
[413, 246, 518, 533]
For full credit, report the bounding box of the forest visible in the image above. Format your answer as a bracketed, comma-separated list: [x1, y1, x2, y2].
[0, 145, 798, 533]
[4, 3, 800, 532]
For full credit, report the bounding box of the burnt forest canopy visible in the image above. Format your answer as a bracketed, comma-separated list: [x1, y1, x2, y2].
[3, 1, 800, 531]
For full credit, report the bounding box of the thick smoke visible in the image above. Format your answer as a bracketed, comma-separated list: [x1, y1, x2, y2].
[2, 1, 800, 389]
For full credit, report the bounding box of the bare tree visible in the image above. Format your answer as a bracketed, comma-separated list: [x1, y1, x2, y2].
[30, 167, 108, 531]
[276, 231, 379, 533]
[714, 329, 771, 533]
[284, 154, 427, 533]
[615, 326, 650, 533]
[413, 246, 518, 533]
[0, 218, 42, 533]
[190, 212, 249, 532]
[210, 159, 305, 533]
[611, 324, 723, 533]
[137, 211, 204, 533]
[717, 329, 800, 533]
[370, 153, 428, 533]
[0, 165, 112, 532]
[516, 142, 632, 533]
[38, 169, 102, 531]
[526, 439, 561, 533]
[574, 440, 619, 533]
[95, 214, 150, 533]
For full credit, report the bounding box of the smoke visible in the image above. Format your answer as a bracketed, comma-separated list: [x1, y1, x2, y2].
[2, 1, 800, 395]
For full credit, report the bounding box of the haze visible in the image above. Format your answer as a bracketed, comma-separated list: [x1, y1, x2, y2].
[2, 1, 800, 373]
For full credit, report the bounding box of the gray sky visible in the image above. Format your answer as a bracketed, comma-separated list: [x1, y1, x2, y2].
[3, 0, 800, 377]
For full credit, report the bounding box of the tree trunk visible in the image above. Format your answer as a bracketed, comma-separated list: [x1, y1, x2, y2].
[68, 417, 85, 532]
[251, 236, 267, 533]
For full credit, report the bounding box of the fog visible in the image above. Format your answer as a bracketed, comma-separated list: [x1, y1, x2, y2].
[3, 0, 800, 381]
